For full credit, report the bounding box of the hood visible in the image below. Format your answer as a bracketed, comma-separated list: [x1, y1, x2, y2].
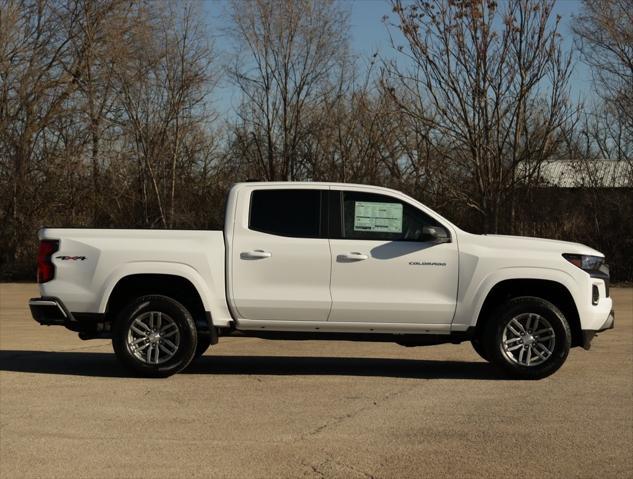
[476, 234, 604, 257]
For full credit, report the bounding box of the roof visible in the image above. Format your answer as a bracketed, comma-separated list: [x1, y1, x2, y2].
[233, 181, 404, 195]
[518, 160, 633, 188]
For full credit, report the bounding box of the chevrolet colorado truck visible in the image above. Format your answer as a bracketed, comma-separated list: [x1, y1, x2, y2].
[29, 182, 614, 378]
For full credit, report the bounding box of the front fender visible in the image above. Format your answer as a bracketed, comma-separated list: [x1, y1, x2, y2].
[452, 267, 580, 330]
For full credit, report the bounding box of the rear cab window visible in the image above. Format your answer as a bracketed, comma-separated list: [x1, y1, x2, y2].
[249, 189, 324, 238]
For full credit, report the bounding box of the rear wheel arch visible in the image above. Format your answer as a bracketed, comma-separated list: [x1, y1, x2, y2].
[105, 274, 211, 335]
[475, 279, 582, 347]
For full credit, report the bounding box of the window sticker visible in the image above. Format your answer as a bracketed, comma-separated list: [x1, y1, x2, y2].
[353, 201, 403, 233]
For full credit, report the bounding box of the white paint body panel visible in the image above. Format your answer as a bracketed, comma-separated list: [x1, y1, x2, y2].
[227, 183, 332, 322]
[38, 229, 233, 326]
[228, 185, 332, 321]
[39, 181, 612, 335]
[327, 184, 459, 325]
[328, 238, 458, 324]
[230, 234, 332, 321]
[451, 232, 612, 332]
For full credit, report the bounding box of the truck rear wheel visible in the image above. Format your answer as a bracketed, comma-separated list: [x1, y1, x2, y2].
[483, 296, 571, 380]
[112, 295, 197, 378]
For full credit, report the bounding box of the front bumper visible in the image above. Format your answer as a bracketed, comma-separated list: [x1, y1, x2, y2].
[581, 310, 615, 350]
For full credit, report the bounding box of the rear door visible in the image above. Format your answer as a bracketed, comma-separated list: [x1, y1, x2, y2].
[230, 187, 332, 321]
[328, 188, 458, 325]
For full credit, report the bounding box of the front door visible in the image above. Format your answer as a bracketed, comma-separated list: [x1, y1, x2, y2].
[230, 187, 332, 322]
[328, 189, 458, 325]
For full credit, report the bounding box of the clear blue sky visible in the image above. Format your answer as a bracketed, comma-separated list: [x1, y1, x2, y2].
[203, 0, 592, 117]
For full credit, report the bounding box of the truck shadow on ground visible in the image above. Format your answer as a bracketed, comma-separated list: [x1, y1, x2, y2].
[0, 350, 506, 380]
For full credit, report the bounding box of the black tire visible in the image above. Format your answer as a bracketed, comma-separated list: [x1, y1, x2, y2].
[112, 295, 197, 378]
[193, 335, 212, 360]
[471, 338, 490, 362]
[483, 296, 571, 380]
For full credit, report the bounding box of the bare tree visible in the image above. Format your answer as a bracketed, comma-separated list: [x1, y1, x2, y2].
[568, 0, 633, 256]
[112, 1, 215, 227]
[227, 0, 350, 180]
[1, 0, 631, 282]
[0, 0, 81, 273]
[574, 0, 633, 149]
[384, 0, 574, 232]
[573, 0, 632, 205]
[59, 0, 132, 224]
[0, 0, 221, 278]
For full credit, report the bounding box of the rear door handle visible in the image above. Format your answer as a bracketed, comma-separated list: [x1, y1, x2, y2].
[240, 249, 272, 260]
[338, 252, 369, 261]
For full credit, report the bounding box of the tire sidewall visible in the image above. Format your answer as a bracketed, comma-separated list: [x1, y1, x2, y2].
[471, 338, 490, 362]
[194, 335, 212, 360]
[484, 297, 571, 380]
[113, 295, 197, 377]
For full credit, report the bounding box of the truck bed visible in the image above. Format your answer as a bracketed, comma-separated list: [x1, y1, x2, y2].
[37, 228, 231, 325]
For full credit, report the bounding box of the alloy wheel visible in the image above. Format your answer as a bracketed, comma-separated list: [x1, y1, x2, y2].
[501, 313, 556, 367]
[127, 311, 180, 365]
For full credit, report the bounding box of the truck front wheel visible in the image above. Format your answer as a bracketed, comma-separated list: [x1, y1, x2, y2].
[483, 296, 571, 380]
[470, 338, 490, 362]
[112, 295, 197, 378]
[193, 335, 212, 360]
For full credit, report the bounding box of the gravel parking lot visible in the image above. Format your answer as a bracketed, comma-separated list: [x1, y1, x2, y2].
[0, 283, 631, 478]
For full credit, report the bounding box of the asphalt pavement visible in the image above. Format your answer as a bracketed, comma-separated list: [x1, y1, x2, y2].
[1, 283, 631, 478]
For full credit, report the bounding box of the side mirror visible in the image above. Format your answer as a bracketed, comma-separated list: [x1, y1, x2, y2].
[422, 225, 450, 244]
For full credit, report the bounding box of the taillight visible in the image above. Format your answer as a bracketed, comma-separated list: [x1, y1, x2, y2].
[37, 240, 59, 283]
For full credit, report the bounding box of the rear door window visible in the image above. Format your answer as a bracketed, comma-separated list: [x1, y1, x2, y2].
[249, 189, 323, 238]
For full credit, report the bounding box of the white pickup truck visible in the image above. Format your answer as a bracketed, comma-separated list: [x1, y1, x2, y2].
[29, 182, 614, 379]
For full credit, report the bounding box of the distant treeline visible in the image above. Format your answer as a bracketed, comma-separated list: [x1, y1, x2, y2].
[1, 0, 631, 280]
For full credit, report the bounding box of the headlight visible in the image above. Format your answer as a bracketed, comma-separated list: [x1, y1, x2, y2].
[563, 254, 605, 272]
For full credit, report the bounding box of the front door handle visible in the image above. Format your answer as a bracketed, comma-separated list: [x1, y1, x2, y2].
[240, 249, 272, 260]
[338, 252, 369, 261]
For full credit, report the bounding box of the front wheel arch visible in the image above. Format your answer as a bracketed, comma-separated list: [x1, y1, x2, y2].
[474, 278, 582, 347]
